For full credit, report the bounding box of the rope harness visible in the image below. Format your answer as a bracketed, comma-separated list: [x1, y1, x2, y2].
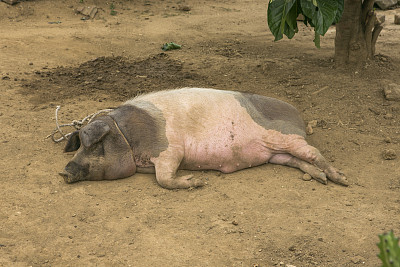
[109, 116, 136, 166]
[47, 105, 114, 143]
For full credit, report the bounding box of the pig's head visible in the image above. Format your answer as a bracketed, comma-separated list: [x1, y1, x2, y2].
[59, 117, 136, 183]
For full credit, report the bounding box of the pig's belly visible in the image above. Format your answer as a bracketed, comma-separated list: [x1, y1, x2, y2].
[180, 133, 273, 173]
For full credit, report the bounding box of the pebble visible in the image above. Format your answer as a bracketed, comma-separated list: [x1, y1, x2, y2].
[395, 14, 400, 25]
[306, 124, 313, 135]
[308, 120, 318, 127]
[384, 83, 400, 101]
[350, 255, 365, 264]
[179, 6, 191, 11]
[302, 173, 312, 181]
[382, 149, 397, 160]
[384, 113, 393, 119]
[384, 137, 392, 143]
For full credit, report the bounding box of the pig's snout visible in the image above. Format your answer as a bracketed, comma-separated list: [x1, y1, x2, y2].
[59, 161, 89, 183]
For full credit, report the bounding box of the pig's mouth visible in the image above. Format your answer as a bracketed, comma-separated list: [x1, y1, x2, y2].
[58, 170, 80, 183]
[59, 161, 90, 183]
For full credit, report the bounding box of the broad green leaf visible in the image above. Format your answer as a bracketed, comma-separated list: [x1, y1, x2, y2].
[267, 0, 297, 41]
[333, 0, 344, 23]
[300, 0, 337, 35]
[285, 2, 298, 31]
[267, 0, 343, 47]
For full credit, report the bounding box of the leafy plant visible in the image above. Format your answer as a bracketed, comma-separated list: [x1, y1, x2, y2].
[377, 231, 400, 267]
[110, 3, 117, 16]
[162, 42, 182, 51]
[267, 0, 343, 48]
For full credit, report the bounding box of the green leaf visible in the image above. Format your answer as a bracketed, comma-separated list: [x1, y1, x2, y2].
[333, 0, 344, 23]
[300, 0, 337, 35]
[267, 0, 298, 41]
[267, 0, 343, 47]
[162, 42, 181, 51]
[285, 2, 298, 30]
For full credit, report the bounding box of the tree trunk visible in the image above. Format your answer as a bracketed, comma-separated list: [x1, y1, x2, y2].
[334, 0, 384, 65]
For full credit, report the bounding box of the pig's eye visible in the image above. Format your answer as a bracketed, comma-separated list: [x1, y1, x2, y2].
[87, 142, 105, 156]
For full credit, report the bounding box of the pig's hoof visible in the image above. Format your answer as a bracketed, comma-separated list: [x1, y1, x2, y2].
[325, 168, 349, 186]
[192, 178, 205, 188]
[329, 172, 349, 186]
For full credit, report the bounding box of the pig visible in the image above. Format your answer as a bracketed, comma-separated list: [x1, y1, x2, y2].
[59, 88, 348, 189]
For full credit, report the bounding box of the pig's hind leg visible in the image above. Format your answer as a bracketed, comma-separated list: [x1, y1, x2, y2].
[283, 139, 349, 186]
[269, 153, 328, 184]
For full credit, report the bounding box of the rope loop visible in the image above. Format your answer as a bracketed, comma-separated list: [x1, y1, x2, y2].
[46, 105, 114, 143]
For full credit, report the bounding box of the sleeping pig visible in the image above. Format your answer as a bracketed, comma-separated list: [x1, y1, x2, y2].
[59, 88, 348, 189]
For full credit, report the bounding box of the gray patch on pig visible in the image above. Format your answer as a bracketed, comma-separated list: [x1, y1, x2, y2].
[235, 92, 306, 137]
[108, 101, 168, 161]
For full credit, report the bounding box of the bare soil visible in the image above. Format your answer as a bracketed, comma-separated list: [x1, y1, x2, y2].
[1, 1, 399, 266]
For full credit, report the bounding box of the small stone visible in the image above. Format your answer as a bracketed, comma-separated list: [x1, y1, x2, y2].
[394, 14, 400, 25]
[179, 6, 191, 11]
[382, 149, 397, 160]
[384, 137, 392, 143]
[302, 173, 312, 181]
[384, 113, 393, 119]
[232, 220, 238, 226]
[350, 255, 365, 264]
[384, 83, 400, 101]
[306, 124, 313, 135]
[308, 120, 318, 127]
[306, 120, 318, 135]
[375, 0, 397, 9]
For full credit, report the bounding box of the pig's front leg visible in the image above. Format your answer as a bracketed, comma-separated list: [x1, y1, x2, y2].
[151, 149, 204, 189]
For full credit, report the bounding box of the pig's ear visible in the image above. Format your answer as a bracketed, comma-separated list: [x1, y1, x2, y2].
[64, 131, 81, 152]
[80, 120, 110, 148]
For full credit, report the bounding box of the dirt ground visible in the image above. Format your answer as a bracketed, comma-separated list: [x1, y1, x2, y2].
[0, 0, 399, 266]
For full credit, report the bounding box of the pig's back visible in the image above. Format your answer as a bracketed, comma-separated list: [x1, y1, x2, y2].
[128, 88, 305, 136]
